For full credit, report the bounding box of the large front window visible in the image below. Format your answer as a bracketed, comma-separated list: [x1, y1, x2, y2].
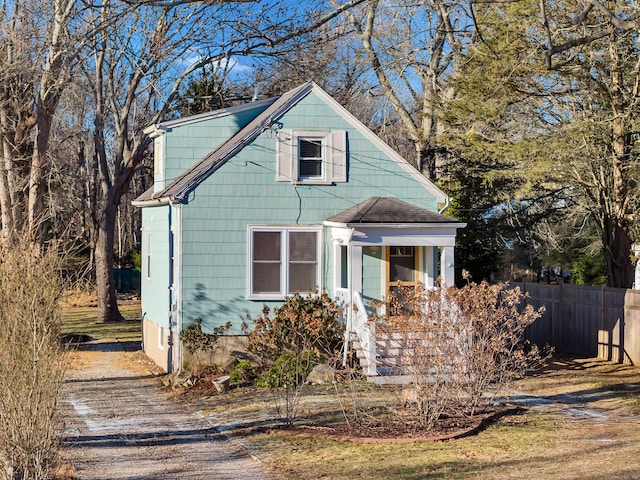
[249, 227, 321, 298]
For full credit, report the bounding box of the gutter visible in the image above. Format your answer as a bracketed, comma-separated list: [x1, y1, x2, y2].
[131, 197, 171, 208]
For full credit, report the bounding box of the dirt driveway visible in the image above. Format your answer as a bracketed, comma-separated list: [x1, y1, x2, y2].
[61, 342, 275, 480]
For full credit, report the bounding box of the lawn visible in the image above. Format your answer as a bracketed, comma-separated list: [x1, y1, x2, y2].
[191, 356, 640, 479]
[61, 304, 142, 342]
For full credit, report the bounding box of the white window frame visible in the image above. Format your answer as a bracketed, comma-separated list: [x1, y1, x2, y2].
[276, 130, 347, 184]
[247, 225, 323, 300]
[298, 136, 325, 181]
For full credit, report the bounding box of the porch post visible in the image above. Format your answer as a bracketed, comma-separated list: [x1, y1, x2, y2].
[440, 246, 455, 286]
[351, 245, 363, 295]
[424, 246, 436, 288]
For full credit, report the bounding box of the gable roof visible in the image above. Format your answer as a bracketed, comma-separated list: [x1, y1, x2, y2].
[326, 197, 462, 225]
[134, 81, 449, 207]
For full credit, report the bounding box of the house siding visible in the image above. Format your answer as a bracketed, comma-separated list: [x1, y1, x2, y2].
[141, 205, 172, 329]
[177, 90, 439, 334]
[162, 105, 271, 187]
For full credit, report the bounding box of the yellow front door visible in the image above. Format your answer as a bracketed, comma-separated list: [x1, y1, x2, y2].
[387, 246, 419, 316]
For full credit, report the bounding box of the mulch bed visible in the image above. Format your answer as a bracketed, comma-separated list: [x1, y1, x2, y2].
[264, 404, 523, 444]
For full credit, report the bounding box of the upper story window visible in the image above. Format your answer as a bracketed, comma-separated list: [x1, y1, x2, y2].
[276, 130, 348, 184]
[298, 138, 323, 179]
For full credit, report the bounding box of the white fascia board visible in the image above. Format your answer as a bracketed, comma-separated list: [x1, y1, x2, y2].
[131, 197, 171, 208]
[350, 225, 465, 247]
[143, 124, 167, 138]
[311, 84, 449, 206]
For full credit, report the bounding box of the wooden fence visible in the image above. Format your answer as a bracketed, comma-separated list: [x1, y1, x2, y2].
[512, 282, 640, 365]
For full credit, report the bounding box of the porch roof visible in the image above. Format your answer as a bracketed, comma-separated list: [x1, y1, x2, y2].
[326, 197, 461, 225]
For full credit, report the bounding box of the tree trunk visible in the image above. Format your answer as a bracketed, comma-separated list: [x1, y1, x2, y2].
[95, 198, 124, 324]
[28, 105, 52, 247]
[0, 136, 15, 248]
[603, 218, 633, 288]
[605, 35, 633, 288]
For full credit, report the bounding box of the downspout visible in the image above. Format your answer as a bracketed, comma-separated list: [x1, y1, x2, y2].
[438, 196, 450, 215]
[169, 200, 183, 372]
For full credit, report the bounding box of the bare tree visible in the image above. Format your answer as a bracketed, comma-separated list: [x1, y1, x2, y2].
[335, 0, 472, 178]
[0, 0, 83, 249]
[82, 0, 367, 323]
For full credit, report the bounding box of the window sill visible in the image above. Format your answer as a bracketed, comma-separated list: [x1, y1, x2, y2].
[247, 294, 286, 301]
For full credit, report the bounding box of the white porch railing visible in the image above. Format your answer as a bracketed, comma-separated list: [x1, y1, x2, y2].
[351, 292, 377, 376]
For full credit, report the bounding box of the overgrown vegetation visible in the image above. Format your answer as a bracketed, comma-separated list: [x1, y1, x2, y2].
[247, 290, 343, 364]
[179, 317, 231, 372]
[246, 290, 344, 424]
[0, 244, 66, 480]
[365, 278, 546, 431]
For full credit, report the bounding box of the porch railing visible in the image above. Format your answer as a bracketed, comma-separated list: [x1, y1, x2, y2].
[352, 292, 377, 376]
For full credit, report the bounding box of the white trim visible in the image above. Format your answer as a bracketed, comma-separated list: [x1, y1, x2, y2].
[247, 225, 323, 300]
[172, 204, 183, 372]
[297, 134, 327, 182]
[310, 84, 449, 206]
[158, 325, 164, 351]
[345, 225, 462, 247]
[145, 227, 152, 282]
[144, 97, 276, 132]
[153, 133, 166, 192]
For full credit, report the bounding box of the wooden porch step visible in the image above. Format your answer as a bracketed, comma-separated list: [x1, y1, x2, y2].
[366, 374, 413, 385]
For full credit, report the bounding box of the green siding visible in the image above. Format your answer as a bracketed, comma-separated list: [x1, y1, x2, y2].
[140, 90, 444, 334]
[176, 91, 439, 334]
[163, 105, 270, 184]
[141, 205, 172, 329]
[362, 247, 383, 313]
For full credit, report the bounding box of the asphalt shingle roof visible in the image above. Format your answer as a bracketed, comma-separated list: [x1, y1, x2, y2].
[326, 197, 458, 224]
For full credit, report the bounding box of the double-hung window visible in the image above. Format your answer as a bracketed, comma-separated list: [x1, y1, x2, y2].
[298, 138, 323, 179]
[276, 130, 347, 184]
[249, 226, 322, 299]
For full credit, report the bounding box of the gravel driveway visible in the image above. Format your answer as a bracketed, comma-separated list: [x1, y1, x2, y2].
[61, 342, 275, 480]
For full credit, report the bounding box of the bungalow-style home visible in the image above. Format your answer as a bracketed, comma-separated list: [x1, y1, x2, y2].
[133, 81, 465, 376]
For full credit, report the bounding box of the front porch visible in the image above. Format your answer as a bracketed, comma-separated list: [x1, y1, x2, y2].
[324, 197, 466, 383]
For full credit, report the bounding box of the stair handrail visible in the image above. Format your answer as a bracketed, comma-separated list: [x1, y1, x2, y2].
[352, 291, 377, 376]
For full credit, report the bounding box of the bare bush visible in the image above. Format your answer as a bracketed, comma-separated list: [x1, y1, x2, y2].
[452, 280, 547, 414]
[0, 244, 66, 480]
[371, 279, 545, 430]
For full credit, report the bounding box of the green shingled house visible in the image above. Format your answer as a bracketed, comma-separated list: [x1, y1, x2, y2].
[133, 81, 465, 374]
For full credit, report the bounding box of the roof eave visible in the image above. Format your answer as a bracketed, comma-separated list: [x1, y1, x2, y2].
[324, 220, 467, 229]
[131, 196, 171, 208]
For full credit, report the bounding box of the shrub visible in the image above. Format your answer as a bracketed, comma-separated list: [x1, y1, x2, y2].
[247, 291, 342, 425]
[370, 279, 546, 430]
[246, 290, 344, 364]
[256, 350, 321, 425]
[180, 317, 231, 372]
[0, 244, 66, 480]
[229, 359, 258, 385]
[257, 350, 321, 389]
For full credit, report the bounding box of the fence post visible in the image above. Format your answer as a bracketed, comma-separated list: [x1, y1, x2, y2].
[601, 285, 607, 361]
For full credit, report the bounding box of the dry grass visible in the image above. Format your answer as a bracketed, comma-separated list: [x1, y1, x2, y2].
[60, 304, 142, 343]
[60, 288, 98, 308]
[189, 356, 640, 479]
